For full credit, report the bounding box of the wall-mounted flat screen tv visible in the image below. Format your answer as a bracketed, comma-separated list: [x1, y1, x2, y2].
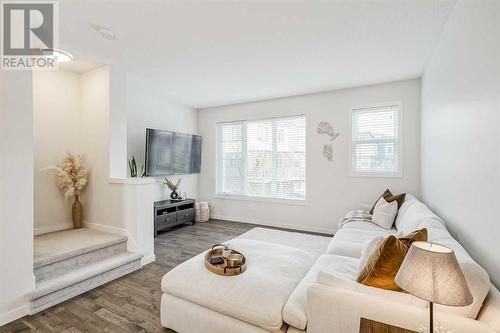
[145, 128, 202, 176]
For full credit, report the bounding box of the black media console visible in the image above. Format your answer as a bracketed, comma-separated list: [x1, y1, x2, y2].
[154, 199, 196, 236]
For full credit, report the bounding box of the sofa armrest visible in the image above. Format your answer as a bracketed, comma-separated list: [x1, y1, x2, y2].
[317, 271, 428, 308]
[306, 272, 495, 333]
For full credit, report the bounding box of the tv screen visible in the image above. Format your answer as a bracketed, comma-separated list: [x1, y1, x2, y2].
[145, 129, 202, 176]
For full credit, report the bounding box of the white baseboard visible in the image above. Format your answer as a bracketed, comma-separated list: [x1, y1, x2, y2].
[0, 304, 28, 326]
[141, 254, 156, 266]
[34, 223, 73, 235]
[83, 221, 140, 252]
[210, 215, 335, 235]
[84, 221, 129, 237]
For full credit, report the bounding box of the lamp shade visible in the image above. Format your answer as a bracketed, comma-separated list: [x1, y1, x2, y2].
[395, 241, 473, 306]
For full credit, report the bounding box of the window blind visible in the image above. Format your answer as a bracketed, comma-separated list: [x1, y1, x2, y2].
[352, 104, 400, 174]
[218, 115, 306, 200]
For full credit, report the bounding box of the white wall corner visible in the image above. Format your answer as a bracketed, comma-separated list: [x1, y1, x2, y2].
[109, 65, 128, 179]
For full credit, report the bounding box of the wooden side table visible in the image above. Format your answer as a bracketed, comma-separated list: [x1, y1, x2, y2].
[359, 318, 418, 333]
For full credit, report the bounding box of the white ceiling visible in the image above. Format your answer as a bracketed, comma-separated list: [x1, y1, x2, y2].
[59, 0, 456, 108]
[59, 58, 102, 74]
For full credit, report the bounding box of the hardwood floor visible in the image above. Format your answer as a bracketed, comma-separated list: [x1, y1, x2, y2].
[1, 220, 257, 333]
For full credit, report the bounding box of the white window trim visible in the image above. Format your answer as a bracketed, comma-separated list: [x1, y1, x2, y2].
[214, 193, 309, 206]
[215, 113, 309, 205]
[349, 101, 403, 178]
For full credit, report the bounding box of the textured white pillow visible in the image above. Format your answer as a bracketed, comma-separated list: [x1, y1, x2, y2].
[357, 236, 384, 275]
[372, 197, 398, 230]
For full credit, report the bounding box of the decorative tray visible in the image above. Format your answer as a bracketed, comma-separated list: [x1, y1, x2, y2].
[205, 246, 247, 276]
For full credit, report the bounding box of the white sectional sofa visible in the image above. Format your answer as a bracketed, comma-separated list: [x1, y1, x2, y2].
[160, 195, 500, 332]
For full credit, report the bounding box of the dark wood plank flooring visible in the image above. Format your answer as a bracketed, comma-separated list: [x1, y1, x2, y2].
[1, 220, 257, 333]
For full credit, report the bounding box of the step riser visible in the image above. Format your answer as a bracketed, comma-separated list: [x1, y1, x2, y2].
[30, 258, 141, 314]
[35, 241, 127, 281]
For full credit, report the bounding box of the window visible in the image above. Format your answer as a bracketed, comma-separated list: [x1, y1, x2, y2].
[351, 103, 401, 176]
[217, 115, 306, 201]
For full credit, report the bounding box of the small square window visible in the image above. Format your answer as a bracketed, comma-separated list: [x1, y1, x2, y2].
[351, 103, 402, 177]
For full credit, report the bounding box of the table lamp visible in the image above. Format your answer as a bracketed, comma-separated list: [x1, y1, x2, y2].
[395, 241, 473, 332]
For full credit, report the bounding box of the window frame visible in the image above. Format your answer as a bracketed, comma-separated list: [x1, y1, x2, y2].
[215, 114, 309, 206]
[349, 101, 403, 178]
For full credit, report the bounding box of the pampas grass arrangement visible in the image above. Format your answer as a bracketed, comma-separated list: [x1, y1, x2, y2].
[48, 153, 89, 229]
[49, 153, 89, 199]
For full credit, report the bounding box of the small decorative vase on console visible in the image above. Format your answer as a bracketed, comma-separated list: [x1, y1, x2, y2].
[72, 194, 83, 229]
[170, 191, 179, 200]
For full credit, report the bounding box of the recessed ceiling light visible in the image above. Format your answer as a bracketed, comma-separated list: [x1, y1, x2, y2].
[92, 25, 117, 40]
[41, 48, 73, 63]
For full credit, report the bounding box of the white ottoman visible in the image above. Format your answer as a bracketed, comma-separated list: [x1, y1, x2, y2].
[160, 238, 317, 333]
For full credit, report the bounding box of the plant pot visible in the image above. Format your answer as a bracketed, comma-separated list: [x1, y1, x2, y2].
[170, 191, 179, 200]
[72, 195, 83, 229]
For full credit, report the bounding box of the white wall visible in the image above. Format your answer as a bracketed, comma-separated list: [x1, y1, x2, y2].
[126, 73, 199, 199]
[33, 70, 81, 234]
[109, 66, 128, 179]
[421, 1, 500, 287]
[198, 79, 421, 234]
[80, 66, 114, 229]
[79, 66, 157, 265]
[0, 71, 35, 324]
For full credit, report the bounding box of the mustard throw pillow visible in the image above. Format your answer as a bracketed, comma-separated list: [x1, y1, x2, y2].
[356, 235, 408, 291]
[398, 228, 428, 247]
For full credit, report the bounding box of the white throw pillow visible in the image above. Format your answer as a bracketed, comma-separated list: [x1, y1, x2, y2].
[371, 197, 398, 230]
[357, 236, 384, 276]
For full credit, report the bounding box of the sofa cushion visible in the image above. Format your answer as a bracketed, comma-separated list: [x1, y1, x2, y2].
[477, 285, 500, 332]
[161, 238, 316, 332]
[394, 194, 420, 227]
[317, 271, 427, 309]
[418, 220, 491, 319]
[282, 254, 359, 330]
[286, 326, 306, 333]
[339, 220, 396, 233]
[236, 227, 330, 258]
[358, 236, 384, 276]
[395, 200, 442, 235]
[326, 227, 395, 258]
